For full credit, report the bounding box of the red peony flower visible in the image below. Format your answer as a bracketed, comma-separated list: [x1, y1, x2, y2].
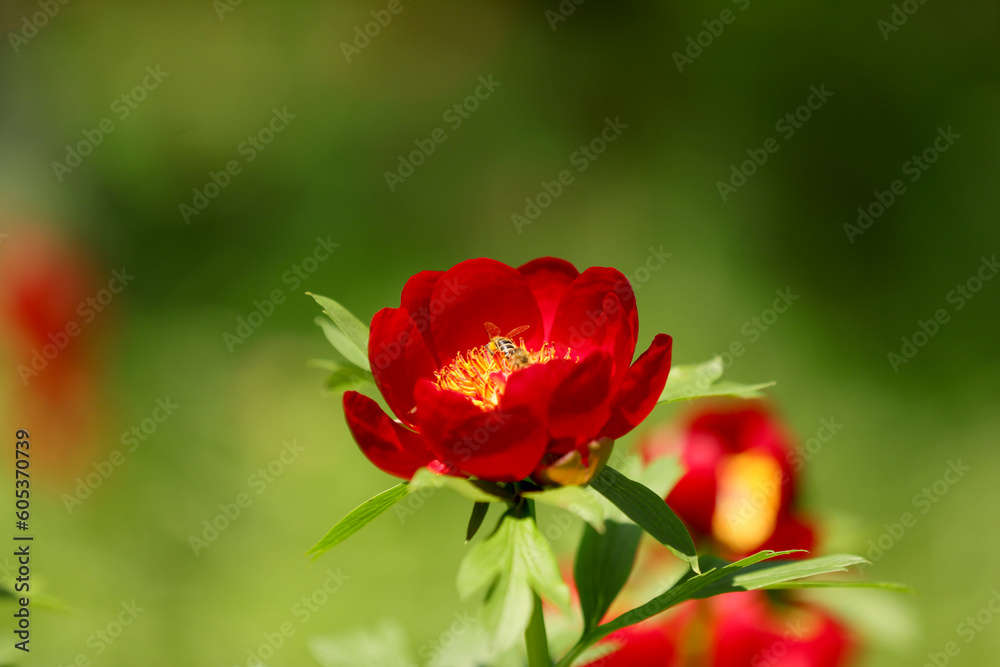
[342, 257, 673, 482]
[641, 405, 816, 559]
[583, 591, 854, 667]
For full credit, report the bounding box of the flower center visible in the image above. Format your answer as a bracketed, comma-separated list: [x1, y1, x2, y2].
[433, 339, 561, 409]
[711, 452, 782, 554]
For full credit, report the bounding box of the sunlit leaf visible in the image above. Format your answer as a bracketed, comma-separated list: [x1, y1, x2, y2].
[658, 357, 774, 403]
[525, 485, 605, 533]
[309, 294, 371, 372]
[457, 516, 570, 651]
[306, 484, 407, 559]
[409, 467, 507, 504]
[309, 620, 416, 667]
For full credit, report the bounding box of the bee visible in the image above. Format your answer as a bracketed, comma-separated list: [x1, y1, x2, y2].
[483, 322, 532, 370]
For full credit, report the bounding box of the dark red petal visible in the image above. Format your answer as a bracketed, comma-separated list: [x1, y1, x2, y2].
[428, 258, 544, 364]
[549, 268, 637, 380]
[757, 512, 817, 559]
[547, 352, 614, 440]
[399, 269, 444, 364]
[666, 463, 718, 537]
[413, 372, 549, 482]
[517, 257, 579, 339]
[342, 391, 439, 479]
[368, 307, 436, 427]
[601, 334, 673, 439]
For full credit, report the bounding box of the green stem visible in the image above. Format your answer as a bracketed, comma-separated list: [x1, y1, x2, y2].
[525, 591, 551, 667]
[554, 631, 601, 667]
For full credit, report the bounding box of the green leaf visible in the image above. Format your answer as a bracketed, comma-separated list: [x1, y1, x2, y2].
[409, 467, 506, 503]
[691, 553, 873, 597]
[308, 294, 372, 372]
[556, 550, 886, 667]
[466, 502, 490, 542]
[457, 516, 570, 651]
[730, 554, 868, 589]
[658, 357, 774, 403]
[574, 520, 643, 632]
[325, 361, 376, 393]
[759, 580, 914, 593]
[524, 485, 606, 533]
[598, 550, 795, 635]
[589, 466, 698, 572]
[306, 484, 408, 559]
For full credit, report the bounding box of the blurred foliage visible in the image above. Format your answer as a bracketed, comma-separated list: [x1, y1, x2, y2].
[0, 0, 998, 665]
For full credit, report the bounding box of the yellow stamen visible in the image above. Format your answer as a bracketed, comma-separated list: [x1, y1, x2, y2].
[712, 452, 783, 554]
[433, 340, 566, 409]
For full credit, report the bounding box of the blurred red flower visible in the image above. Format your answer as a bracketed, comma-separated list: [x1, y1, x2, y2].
[343, 257, 673, 482]
[582, 591, 854, 667]
[0, 226, 110, 478]
[642, 405, 816, 559]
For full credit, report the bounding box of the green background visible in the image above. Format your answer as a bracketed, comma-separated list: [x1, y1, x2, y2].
[1, 0, 998, 665]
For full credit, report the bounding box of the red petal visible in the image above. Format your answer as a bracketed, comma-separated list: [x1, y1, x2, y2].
[666, 463, 718, 537]
[547, 352, 614, 440]
[757, 512, 817, 559]
[368, 307, 437, 427]
[549, 268, 637, 381]
[399, 269, 444, 365]
[428, 258, 544, 365]
[601, 334, 673, 439]
[413, 370, 550, 482]
[342, 391, 439, 479]
[690, 406, 799, 513]
[517, 257, 579, 339]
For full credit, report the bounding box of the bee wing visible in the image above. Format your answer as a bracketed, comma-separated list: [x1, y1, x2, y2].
[483, 321, 501, 338]
[505, 325, 530, 338]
